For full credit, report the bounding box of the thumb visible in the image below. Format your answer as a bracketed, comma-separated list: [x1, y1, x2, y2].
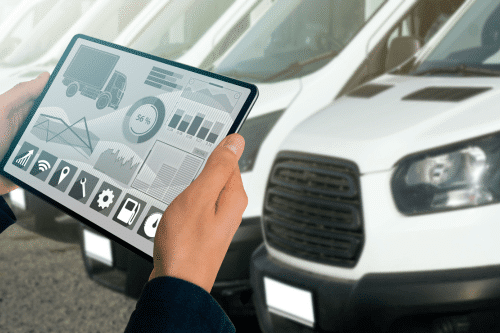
[4, 72, 50, 111]
[189, 133, 245, 202]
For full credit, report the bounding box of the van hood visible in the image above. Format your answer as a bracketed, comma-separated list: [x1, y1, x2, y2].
[280, 74, 500, 174]
[247, 79, 301, 118]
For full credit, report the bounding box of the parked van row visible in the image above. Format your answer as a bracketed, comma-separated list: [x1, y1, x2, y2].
[3, 0, 278, 315]
[77, 0, 466, 325]
[7, 0, 499, 332]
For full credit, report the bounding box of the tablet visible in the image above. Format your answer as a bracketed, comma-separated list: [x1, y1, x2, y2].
[0, 34, 258, 261]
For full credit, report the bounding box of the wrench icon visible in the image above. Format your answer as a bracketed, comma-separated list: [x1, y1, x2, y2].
[80, 178, 86, 198]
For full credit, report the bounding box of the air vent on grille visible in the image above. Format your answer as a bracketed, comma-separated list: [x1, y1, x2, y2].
[402, 87, 491, 102]
[347, 84, 393, 98]
[263, 151, 364, 267]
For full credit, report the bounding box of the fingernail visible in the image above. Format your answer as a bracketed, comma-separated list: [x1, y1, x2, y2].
[223, 135, 244, 156]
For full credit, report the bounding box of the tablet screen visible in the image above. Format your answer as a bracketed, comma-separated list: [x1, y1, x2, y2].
[1, 35, 257, 259]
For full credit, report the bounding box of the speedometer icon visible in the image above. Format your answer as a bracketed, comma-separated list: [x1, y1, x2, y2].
[143, 213, 162, 238]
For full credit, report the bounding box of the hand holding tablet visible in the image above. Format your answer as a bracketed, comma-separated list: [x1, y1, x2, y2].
[0, 35, 258, 261]
[149, 133, 247, 293]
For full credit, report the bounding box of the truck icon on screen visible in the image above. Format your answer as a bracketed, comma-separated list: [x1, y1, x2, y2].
[62, 45, 126, 110]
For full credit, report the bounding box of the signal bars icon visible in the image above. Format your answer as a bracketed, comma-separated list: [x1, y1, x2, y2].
[14, 149, 34, 167]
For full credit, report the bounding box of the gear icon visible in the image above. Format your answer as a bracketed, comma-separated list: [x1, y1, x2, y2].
[97, 189, 114, 209]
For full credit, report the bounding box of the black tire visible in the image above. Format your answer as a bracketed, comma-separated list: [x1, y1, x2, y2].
[96, 94, 110, 110]
[66, 83, 78, 97]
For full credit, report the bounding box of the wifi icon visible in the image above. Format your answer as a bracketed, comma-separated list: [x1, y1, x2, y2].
[30, 152, 57, 181]
[37, 160, 51, 172]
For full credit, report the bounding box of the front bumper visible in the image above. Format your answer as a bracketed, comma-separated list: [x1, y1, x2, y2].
[251, 244, 500, 332]
[81, 217, 263, 316]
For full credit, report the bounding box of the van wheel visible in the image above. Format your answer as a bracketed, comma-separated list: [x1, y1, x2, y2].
[96, 93, 110, 110]
[66, 83, 78, 97]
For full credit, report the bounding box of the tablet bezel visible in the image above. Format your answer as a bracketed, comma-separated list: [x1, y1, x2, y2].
[0, 34, 258, 263]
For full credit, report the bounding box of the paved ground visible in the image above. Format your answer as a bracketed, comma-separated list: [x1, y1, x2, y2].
[0, 219, 262, 332]
[5, 215, 500, 332]
[0, 222, 139, 333]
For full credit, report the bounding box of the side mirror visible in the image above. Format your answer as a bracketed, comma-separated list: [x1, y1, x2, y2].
[386, 36, 421, 71]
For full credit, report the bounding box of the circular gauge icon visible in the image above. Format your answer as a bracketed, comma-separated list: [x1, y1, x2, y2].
[130, 104, 158, 135]
[143, 212, 162, 238]
[123, 97, 165, 143]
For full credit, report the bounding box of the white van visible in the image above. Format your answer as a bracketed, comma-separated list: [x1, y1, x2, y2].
[210, 0, 463, 246]
[251, 0, 500, 332]
[169, 0, 459, 316]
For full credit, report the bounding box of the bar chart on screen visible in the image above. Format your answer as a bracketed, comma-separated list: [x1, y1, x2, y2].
[167, 109, 226, 144]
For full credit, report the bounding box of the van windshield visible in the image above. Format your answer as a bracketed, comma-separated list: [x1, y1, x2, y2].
[1, 0, 97, 66]
[411, 0, 500, 76]
[213, 0, 387, 83]
[129, 0, 235, 60]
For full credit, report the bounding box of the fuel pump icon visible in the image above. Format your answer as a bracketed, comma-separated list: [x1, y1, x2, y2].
[116, 198, 140, 225]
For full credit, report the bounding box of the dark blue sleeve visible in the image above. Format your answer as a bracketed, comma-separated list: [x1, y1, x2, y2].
[124, 276, 236, 333]
[0, 195, 16, 234]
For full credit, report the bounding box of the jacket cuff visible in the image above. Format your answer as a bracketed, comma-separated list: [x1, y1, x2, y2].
[136, 276, 235, 331]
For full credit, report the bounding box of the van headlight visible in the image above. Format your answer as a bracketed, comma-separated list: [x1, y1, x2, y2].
[391, 133, 500, 215]
[238, 110, 284, 172]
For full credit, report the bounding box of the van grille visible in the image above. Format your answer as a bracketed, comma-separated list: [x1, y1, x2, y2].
[263, 151, 364, 267]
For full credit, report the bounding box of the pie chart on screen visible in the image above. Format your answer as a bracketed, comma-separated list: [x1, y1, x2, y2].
[123, 97, 165, 143]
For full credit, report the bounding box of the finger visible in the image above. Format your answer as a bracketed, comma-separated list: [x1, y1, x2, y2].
[215, 166, 248, 225]
[189, 133, 245, 202]
[3, 72, 50, 112]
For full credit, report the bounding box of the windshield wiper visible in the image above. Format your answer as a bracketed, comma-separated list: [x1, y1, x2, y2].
[264, 49, 339, 82]
[414, 64, 500, 77]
